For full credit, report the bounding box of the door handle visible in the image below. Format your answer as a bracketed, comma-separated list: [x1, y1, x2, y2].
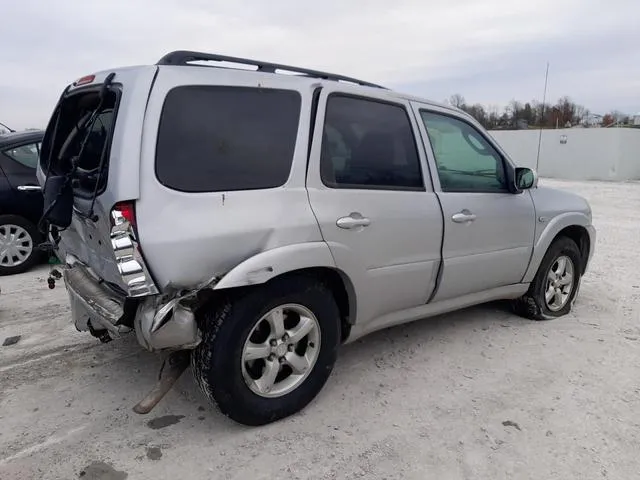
[451, 210, 476, 223]
[17, 185, 42, 192]
[336, 213, 371, 229]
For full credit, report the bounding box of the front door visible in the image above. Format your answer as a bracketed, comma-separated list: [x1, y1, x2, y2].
[411, 103, 536, 301]
[307, 88, 443, 326]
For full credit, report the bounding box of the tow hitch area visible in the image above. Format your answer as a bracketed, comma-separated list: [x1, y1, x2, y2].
[133, 350, 191, 414]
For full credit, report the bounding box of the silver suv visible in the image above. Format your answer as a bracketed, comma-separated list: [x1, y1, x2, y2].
[37, 51, 595, 426]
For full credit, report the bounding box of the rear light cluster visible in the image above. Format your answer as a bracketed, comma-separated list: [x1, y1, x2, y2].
[109, 201, 158, 297]
[111, 201, 136, 229]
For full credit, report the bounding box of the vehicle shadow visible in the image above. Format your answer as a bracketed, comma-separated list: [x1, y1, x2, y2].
[164, 299, 531, 432]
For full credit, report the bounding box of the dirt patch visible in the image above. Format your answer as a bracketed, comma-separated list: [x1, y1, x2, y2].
[502, 420, 522, 431]
[2, 336, 21, 346]
[79, 461, 127, 480]
[146, 447, 162, 461]
[146, 415, 185, 430]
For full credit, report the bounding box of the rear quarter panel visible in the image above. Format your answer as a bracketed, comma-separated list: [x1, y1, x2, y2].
[135, 67, 325, 290]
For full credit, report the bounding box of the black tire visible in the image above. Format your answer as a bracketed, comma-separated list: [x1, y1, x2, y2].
[191, 275, 341, 426]
[513, 236, 582, 320]
[0, 215, 42, 276]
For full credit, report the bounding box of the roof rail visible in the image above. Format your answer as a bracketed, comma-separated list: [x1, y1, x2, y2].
[156, 50, 386, 89]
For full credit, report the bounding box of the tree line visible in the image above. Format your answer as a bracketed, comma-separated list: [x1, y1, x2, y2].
[447, 94, 633, 130]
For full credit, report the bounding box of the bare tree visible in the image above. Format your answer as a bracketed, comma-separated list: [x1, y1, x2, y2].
[487, 105, 500, 129]
[463, 103, 488, 127]
[440, 94, 627, 130]
[602, 113, 615, 127]
[522, 103, 534, 125]
[449, 94, 466, 109]
[506, 100, 524, 126]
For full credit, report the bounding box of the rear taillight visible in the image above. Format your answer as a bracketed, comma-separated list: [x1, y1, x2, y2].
[111, 201, 136, 228]
[109, 199, 158, 296]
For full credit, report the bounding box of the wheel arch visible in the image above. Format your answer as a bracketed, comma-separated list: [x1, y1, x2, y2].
[555, 225, 591, 274]
[523, 213, 593, 283]
[212, 242, 357, 341]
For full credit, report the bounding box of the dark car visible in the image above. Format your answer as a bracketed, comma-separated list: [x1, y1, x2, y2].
[0, 129, 46, 275]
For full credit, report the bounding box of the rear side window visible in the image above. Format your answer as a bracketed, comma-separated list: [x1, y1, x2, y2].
[156, 86, 301, 192]
[4, 142, 40, 169]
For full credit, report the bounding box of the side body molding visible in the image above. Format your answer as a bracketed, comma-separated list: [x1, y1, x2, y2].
[522, 211, 594, 283]
[213, 242, 337, 290]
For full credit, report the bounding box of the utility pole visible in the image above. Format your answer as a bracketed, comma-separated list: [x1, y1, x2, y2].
[535, 62, 550, 172]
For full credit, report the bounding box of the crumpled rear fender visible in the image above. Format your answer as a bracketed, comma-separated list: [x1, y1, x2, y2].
[213, 242, 337, 290]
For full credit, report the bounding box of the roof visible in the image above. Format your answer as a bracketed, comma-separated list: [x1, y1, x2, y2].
[67, 51, 469, 126]
[153, 50, 463, 115]
[393, 92, 464, 113]
[0, 129, 45, 147]
[156, 50, 387, 89]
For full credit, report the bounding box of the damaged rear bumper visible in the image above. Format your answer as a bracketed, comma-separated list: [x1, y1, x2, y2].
[64, 263, 200, 351]
[65, 264, 130, 335]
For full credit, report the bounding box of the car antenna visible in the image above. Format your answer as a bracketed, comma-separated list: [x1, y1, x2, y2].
[0, 121, 15, 133]
[535, 62, 550, 172]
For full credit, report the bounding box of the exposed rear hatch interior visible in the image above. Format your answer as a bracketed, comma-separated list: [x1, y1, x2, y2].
[40, 86, 119, 202]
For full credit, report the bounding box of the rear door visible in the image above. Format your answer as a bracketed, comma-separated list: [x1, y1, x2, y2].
[411, 103, 536, 301]
[307, 87, 443, 326]
[0, 139, 43, 221]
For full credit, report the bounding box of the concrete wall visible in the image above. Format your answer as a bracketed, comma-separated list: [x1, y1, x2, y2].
[489, 128, 640, 181]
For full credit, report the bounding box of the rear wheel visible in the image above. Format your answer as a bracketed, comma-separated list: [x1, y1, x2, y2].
[513, 236, 582, 320]
[191, 275, 341, 426]
[0, 215, 42, 276]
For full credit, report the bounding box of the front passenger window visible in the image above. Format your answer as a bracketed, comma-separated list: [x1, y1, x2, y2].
[420, 111, 507, 193]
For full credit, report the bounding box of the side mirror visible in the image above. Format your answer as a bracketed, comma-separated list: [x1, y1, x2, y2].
[515, 167, 538, 190]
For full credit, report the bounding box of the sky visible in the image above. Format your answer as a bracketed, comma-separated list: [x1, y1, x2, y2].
[2, 0, 639, 130]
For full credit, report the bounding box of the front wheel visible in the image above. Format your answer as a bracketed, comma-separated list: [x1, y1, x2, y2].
[513, 236, 582, 320]
[191, 275, 341, 426]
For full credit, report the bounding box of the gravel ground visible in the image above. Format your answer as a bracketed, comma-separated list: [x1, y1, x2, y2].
[0, 178, 639, 480]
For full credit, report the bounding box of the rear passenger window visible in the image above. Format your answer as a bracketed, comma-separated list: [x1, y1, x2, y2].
[3, 142, 40, 169]
[156, 86, 301, 192]
[320, 95, 423, 190]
